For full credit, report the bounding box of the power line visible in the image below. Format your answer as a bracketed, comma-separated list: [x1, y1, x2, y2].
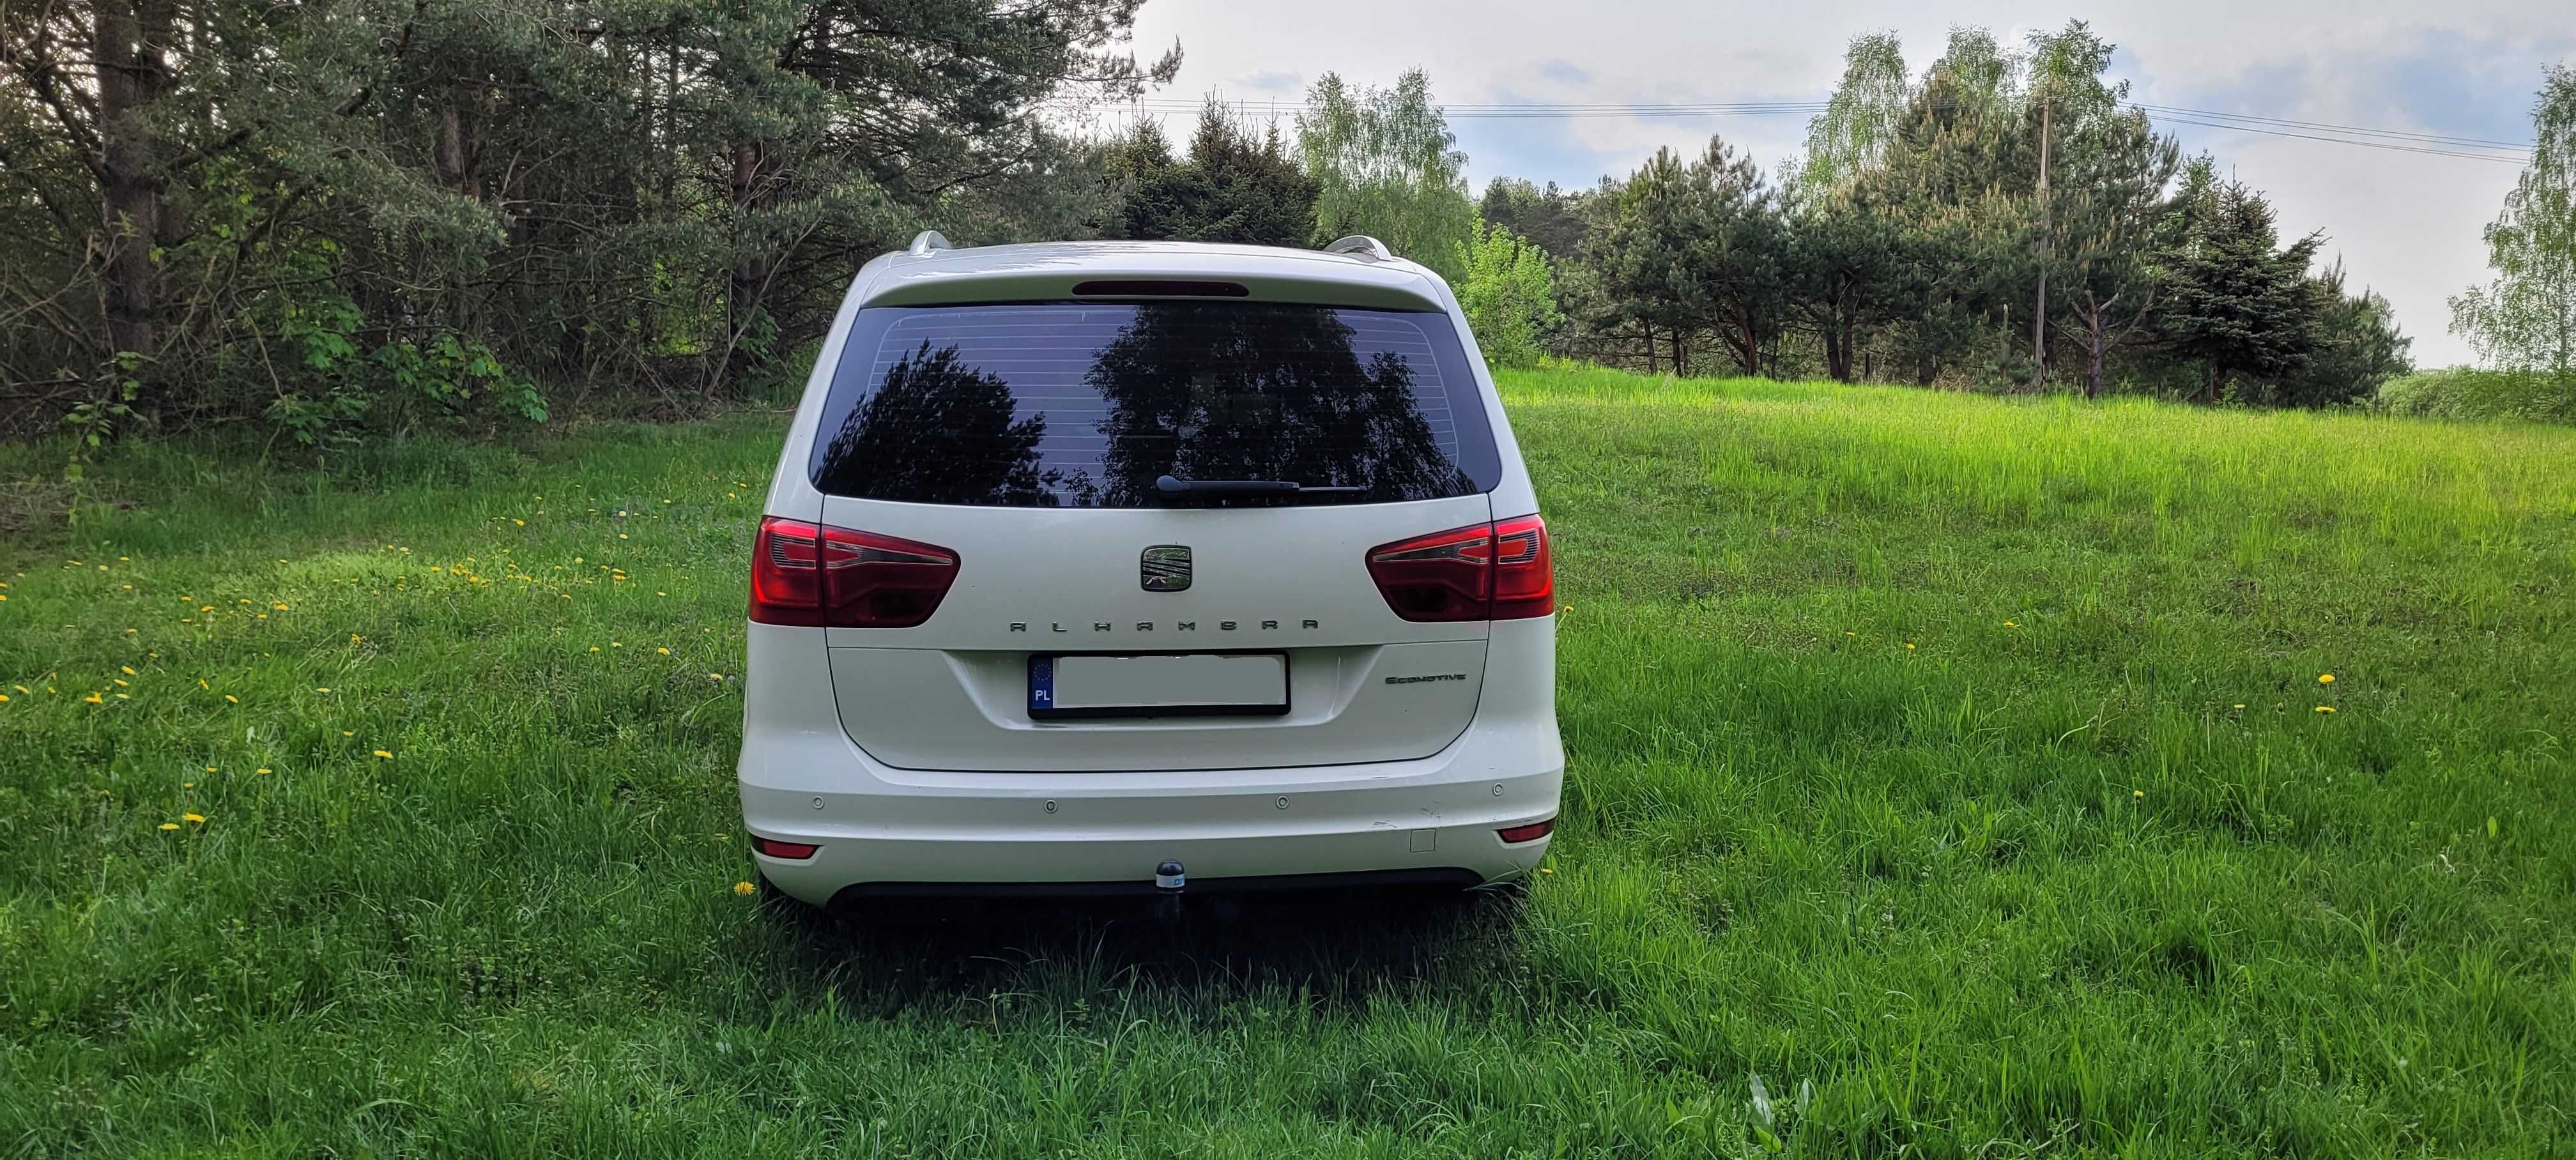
[1080, 94, 2535, 163]
[2131, 103, 2533, 151]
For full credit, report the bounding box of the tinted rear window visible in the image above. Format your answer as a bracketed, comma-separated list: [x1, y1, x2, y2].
[808, 301, 1501, 507]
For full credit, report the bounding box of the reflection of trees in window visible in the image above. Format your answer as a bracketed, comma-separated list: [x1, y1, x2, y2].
[816, 341, 1059, 506]
[1088, 304, 1469, 505]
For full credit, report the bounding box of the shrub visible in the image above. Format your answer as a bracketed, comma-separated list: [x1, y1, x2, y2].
[2375, 369, 2576, 424]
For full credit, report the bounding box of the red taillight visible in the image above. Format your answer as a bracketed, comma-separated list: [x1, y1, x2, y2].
[749, 515, 958, 628]
[750, 836, 819, 859]
[1491, 514, 1554, 619]
[1365, 514, 1553, 622]
[1498, 819, 1554, 844]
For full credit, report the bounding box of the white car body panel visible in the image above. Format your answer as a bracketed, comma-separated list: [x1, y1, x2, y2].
[738, 238, 1560, 903]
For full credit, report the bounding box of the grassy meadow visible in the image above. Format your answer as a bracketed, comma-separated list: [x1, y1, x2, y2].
[3, 365, 2573, 1156]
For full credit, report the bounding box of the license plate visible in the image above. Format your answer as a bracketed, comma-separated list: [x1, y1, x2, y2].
[1028, 653, 1289, 719]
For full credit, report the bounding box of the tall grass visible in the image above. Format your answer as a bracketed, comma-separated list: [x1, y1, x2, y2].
[2, 369, 2571, 1156]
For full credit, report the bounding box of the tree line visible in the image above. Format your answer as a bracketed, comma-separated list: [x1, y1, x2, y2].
[3, 0, 1177, 447]
[4, 7, 2568, 450]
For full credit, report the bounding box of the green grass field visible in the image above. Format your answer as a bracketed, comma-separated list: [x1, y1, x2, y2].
[4, 366, 2573, 1157]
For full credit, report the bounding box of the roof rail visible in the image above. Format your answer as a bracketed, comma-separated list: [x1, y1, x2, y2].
[907, 230, 953, 257]
[1323, 235, 1394, 263]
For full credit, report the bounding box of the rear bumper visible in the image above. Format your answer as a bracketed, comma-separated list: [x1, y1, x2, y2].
[736, 620, 1561, 904]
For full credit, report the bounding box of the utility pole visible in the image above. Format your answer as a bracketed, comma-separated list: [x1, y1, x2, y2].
[2032, 88, 2051, 388]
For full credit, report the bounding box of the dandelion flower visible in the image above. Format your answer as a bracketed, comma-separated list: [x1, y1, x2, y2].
[2232, 703, 2245, 710]
[159, 822, 180, 831]
[709, 673, 724, 682]
[513, 519, 526, 527]
[589, 646, 601, 653]
[121, 666, 136, 675]
[224, 694, 238, 704]
[2133, 790, 2145, 799]
[10, 685, 25, 695]
[2317, 673, 2334, 684]
[256, 767, 272, 775]
[112, 678, 127, 687]
[84, 692, 103, 704]
[204, 766, 217, 773]
[2314, 705, 2336, 714]
[657, 647, 670, 655]
[2004, 620, 2019, 628]
[316, 687, 331, 694]
[1538, 867, 1555, 875]
[0, 694, 8, 703]
[184, 813, 205, 824]
[341, 730, 354, 736]
[733, 880, 756, 896]
[374, 750, 394, 759]
[114, 693, 130, 699]
[1905, 642, 1917, 650]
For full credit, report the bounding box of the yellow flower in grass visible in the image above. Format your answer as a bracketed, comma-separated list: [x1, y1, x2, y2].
[224, 695, 238, 704]
[159, 822, 180, 831]
[315, 687, 331, 694]
[657, 647, 671, 655]
[83, 692, 103, 705]
[121, 666, 136, 675]
[183, 813, 204, 824]
[2317, 673, 2335, 684]
[256, 767, 272, 775]
[374, 750, 394, 759]
[2315, 705, 2336, 714]
[733, 881, 756, 896]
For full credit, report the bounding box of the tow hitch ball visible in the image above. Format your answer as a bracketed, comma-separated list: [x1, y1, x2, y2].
[1154, 859, 1186, 920]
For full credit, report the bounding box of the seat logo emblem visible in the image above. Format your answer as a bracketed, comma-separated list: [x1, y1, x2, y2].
[1140, 545, 1192, 591]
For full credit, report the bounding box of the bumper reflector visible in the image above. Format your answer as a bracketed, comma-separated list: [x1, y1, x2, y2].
[751, 836, 820, 860]
[1497, 820, 1555, 844]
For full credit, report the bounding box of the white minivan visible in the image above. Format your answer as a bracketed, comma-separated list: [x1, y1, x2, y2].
[737, 233, 1561, 906]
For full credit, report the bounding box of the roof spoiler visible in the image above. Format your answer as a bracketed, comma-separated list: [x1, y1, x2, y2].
[1322, 235, 1395, 263]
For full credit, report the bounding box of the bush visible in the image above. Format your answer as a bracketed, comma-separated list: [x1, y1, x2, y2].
[2375, 369, 2576, 424]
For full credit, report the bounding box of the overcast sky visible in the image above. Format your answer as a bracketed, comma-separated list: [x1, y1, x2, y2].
[1116, 0, 2570, 367]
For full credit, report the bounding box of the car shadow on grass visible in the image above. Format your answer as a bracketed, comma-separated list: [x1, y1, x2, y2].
[749, 884, 1535, 1014]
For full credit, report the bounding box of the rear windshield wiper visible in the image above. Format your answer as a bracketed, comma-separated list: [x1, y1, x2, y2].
[1154, 474, 1365, 498]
